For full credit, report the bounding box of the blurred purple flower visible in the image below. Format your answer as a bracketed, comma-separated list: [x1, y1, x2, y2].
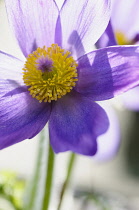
[1, 0, 139, 156]
[111, 0, 139, 111]
[97, 0, 139, 111]
[97, 0, 139, 48]
[111, 0, 139, 45]
[93, 102, 120, 161]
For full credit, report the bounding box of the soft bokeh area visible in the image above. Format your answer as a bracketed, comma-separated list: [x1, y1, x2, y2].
[1, 0, 139, 209]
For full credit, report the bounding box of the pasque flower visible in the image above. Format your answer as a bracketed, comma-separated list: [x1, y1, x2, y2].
[1, 0, 139, 156]
[111, 0, 139, 111]
[111, 0, 139, 45]
[97, 0, 139, 111]
[96, 0, 139, 48]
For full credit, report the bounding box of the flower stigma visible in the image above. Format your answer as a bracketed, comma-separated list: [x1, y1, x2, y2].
[23, 44, 78, 103]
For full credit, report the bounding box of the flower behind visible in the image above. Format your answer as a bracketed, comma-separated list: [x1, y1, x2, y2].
[96, 0, 139, 111]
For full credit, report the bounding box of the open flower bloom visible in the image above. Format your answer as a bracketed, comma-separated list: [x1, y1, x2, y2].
[112, 0, 139, 111]
[97, 0, 139, 47]
[1, 0, 139, 156]
[97, 0, 139, 111]
[112, 0, 139, 45]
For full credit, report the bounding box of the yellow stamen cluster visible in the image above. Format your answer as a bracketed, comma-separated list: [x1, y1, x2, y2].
[23, 44, 78, 103]
[115, 31, 130, 45]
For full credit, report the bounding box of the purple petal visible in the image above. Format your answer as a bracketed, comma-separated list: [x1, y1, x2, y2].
[0, 83, 51, 149]
[0, 51, 51, 149]
[93, 102, 120, 161]
[0, 51, 25, 83]
[60, 0, 111, 58]
[120, 86, 139, 111]
[55, 15, 62, 47]
[5, 0, 59, 57]
[49, 91, 109, 156]
[96, 21, 117, 48]
[75, 46, 139, 101]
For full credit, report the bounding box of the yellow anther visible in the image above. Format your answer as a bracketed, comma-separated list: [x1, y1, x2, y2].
[23, 44, 78, 102]
[115, 31, 130, 45]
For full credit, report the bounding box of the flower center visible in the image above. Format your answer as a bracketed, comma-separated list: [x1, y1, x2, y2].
[115, 31, 130, 45]
[23, 44, 78, 103]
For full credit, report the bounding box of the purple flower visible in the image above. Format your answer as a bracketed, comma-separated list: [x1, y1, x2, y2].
[111, 0, 139, 45]
[93, 102, 120, 161]
[97, 0, 139, 111]
[111, 0, 139, 111]
[1, 0, 139, 156]
[97, 0, 139, 48]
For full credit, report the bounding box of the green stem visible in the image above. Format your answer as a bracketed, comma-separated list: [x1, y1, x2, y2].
[26, 129, 46, 210]
[24, 129, 55, 210]
[42, 143, 55, 210]
[57, 153, 76, 210]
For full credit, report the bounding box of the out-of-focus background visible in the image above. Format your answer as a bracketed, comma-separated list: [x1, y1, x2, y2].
[1, 0, 139, 209]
